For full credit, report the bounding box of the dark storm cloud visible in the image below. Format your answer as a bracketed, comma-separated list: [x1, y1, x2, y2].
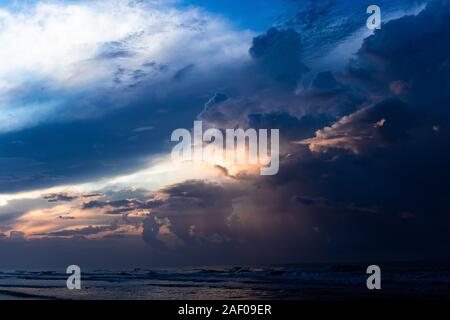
[135, 0, 450, 264]
[197, 33, 316, 128]
[198, 82, 347, 136]
[191, 0, 450, 262]
[141, 180, 237, 251]
[198, 64, 364, 134]
[249, 27, 309, 88]
[347, 0, 450, 116]
[273, 1, 450, 258]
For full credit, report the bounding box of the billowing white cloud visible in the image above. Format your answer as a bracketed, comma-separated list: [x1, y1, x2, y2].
[0, 0, 253, 132]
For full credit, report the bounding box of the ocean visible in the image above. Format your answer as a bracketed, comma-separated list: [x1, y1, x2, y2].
[0, 263, 449, 300]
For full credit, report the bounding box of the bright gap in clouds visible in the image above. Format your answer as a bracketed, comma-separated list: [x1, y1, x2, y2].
[0, 155, 226, 207]
[0, 0, 253, 133]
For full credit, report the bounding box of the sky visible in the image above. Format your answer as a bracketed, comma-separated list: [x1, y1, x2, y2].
[1, 0, 449, 269]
